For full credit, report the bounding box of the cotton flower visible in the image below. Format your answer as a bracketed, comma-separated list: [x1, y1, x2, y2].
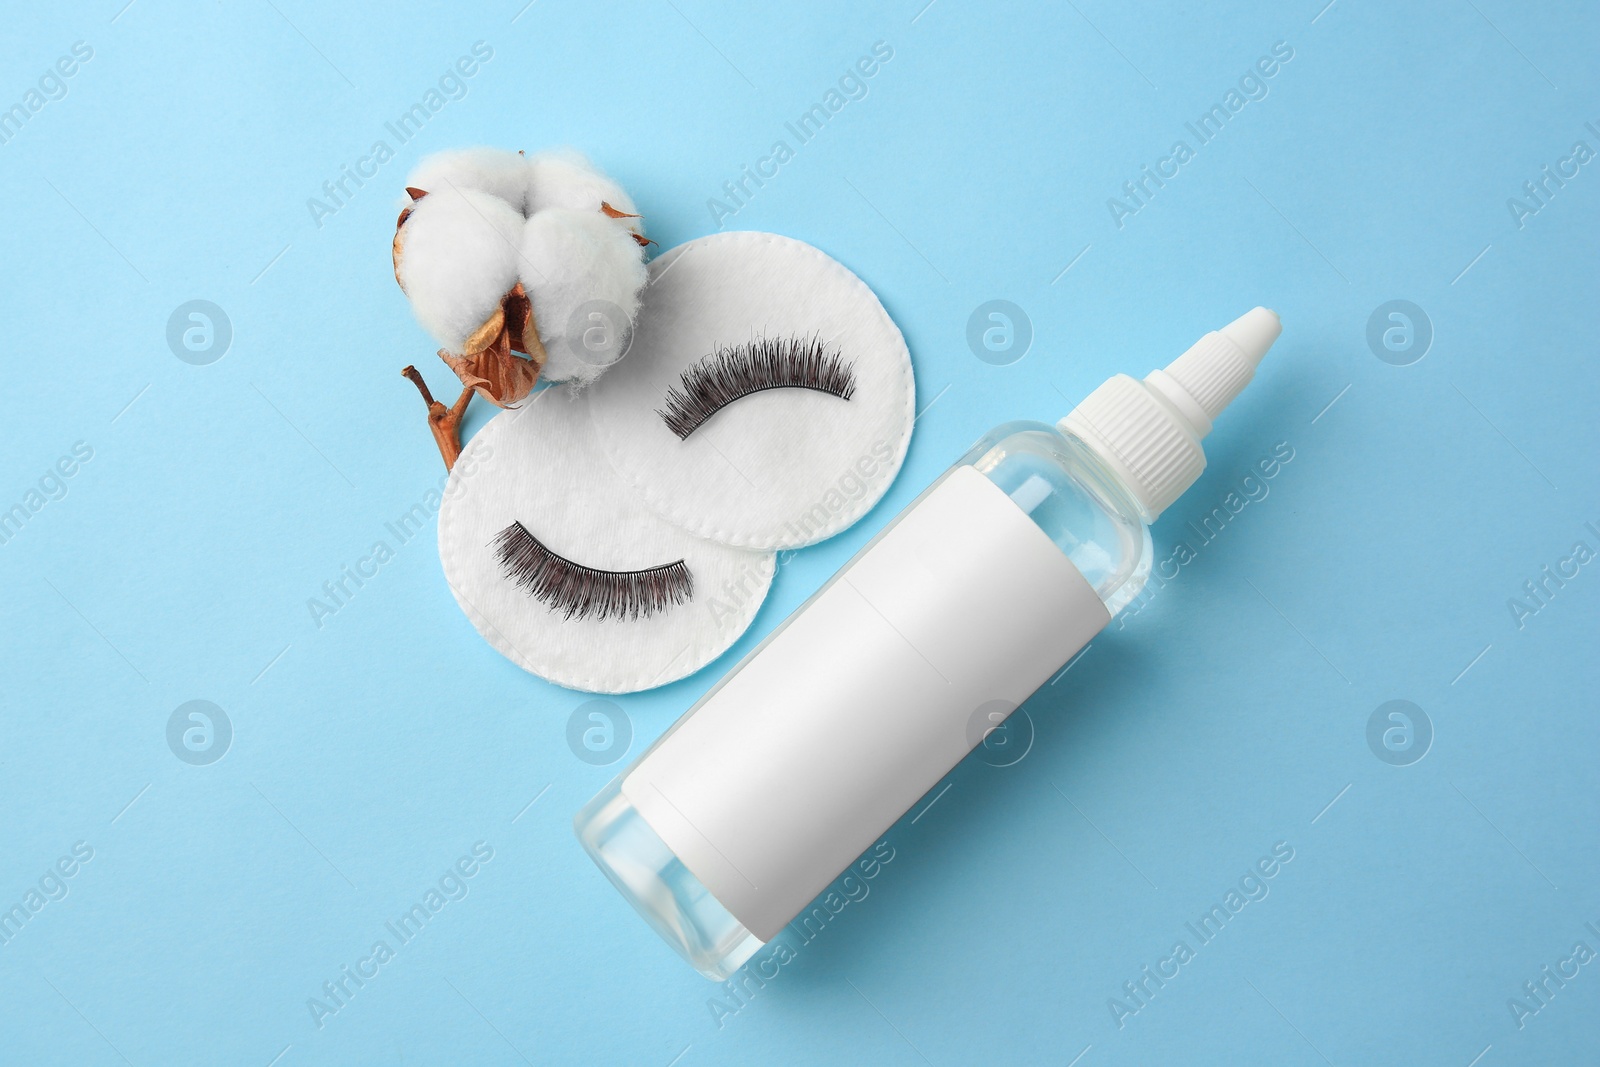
[394, 147, 649, 467]
[406, 146, 535, 215]
[392, 184, 523, 355]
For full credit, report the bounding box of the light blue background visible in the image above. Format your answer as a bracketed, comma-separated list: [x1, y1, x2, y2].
[2, 1, 1596, 1064]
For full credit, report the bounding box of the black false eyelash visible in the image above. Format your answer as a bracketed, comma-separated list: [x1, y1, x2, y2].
[493, 521, 692, 621]
[656, 335, 857, 440]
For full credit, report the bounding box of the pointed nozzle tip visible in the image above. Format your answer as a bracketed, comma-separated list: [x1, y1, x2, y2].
[1220, 307, 1281, 367]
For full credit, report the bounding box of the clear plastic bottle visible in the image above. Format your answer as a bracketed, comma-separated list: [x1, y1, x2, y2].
[576, 308, 1282, 979]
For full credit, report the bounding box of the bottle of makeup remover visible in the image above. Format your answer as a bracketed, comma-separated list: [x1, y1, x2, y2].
[576, 307, 1283, 978]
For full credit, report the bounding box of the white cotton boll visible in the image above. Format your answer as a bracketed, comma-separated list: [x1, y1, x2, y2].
[519, 208, 649, 385]
[396, 186, 525, 353]
[525, 150, 640, 222]
[404, 147, 531, 214]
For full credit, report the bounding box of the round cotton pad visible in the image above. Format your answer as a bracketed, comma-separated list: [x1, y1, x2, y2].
[438, 387, 775, 693]
[587, 232, 914, 550]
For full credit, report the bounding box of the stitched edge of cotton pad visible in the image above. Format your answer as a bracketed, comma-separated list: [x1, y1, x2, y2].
[589, 231, 916, 551]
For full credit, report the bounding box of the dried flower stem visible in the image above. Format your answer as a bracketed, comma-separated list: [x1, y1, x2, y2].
[399, 286, 547, 469]
[402, 365, 475, 470]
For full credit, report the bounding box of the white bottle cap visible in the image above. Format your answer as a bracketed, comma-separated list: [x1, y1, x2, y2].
[1060, 307, 1281, 521]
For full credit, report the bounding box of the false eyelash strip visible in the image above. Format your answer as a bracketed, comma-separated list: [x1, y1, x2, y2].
[493, 521, 693, 621]
[656, 335, 857, 440]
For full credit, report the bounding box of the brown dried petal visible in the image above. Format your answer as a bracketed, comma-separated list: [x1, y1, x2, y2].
[439, 329, 540, 409]
[503, 284, 534, 357]
[393, 188, 428, 284]
[460, 305, 506, 355]
[392, 225, 407, 291]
